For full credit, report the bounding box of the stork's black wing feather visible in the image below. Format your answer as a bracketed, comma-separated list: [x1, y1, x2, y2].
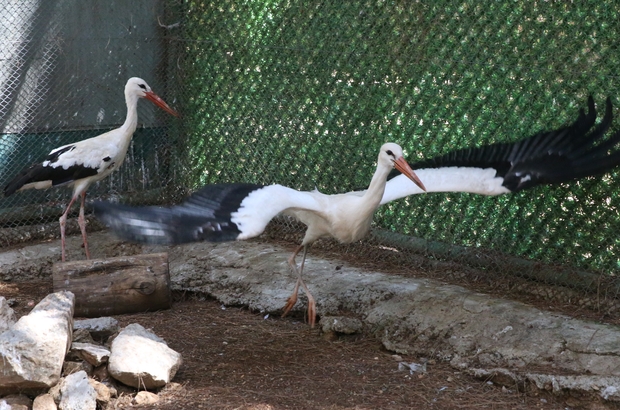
[93, 183, 263, 244]
[4, 144, 101, 196]
[394, 96, 620, 192]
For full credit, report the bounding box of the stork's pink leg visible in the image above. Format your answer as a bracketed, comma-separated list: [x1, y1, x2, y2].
[282, 245, 317, 327]
[297, 246, 316, 327]
[78, 191, 90, 259]
[59, 196, 78, 263]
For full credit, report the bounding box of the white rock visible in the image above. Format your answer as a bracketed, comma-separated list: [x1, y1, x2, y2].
[73, 318, 119, 341]
[0, 292, 74, 394]
[33, 393, 57, 410]
[0, 400, 10, 410]
[108, 323, 182, 389]
[70, 343, 110, 367]
[0, 298, 16, 333]
[132, 391, 159, 405]
[58, 371, 97, 410]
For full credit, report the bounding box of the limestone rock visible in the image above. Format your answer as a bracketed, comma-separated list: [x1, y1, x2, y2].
[73, 318, 119, 342]
[132, 391, 159, 405]
[57, 371, 97, 410]
[0, 394, 32, 410]
[70, 343, 110, 367]
[108, 323, 182, 389]
[0, 292, 74, 394]
[0, 298, 15, 333]
[33, 393, 57, 410]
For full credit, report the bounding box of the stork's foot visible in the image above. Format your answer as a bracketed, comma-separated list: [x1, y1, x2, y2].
[281, 278, 317, 328]
[281, 278, 301, 318]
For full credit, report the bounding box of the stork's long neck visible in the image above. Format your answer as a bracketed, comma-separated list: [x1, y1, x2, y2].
[362, 160, 392, 211]
[119, 92, 140, 138]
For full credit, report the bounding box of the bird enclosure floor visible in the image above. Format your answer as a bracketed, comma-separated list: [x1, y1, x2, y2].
[3, 230, 620, 408]
[1, 282, 590, 410]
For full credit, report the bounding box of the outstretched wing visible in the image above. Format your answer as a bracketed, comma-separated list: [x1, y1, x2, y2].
[381, 96, 620, 204]
[93, 183, 324, 245]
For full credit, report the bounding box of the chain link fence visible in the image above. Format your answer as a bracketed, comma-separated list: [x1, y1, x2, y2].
[2, 1, 620, 311]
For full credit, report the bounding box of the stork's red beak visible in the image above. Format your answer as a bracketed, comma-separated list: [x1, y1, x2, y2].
[144, 91, 179, 117]
[394, 157, 426, 191]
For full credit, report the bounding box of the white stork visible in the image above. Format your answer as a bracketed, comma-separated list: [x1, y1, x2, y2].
[4, 77, 179, 262]
[93, 96, 620, 326]
[94, 143, 425, 327]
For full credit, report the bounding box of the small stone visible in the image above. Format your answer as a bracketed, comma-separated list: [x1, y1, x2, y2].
[70, 343, 110, 367]
[391, 355, 403, 362]
[88, 379, 111, 406]
[32, 393, 57, 410]
[132, 391, 159, 405]
[108, 324, 182, 389]
[58, 371, 97, 410]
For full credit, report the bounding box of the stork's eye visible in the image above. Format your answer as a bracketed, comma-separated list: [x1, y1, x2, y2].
[386, 150, 394, 157]
[138, 84, 147, 90]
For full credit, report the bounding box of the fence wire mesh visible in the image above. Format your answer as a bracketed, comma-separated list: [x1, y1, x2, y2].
[1, 1, 620, 310]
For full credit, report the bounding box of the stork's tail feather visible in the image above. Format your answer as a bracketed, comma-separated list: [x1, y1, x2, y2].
[3, 164, 42, 196]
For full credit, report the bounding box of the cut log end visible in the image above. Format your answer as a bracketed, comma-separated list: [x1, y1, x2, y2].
[52, 253, 172, 318]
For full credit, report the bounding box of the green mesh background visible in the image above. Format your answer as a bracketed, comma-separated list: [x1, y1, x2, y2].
[178, 1, 620, 275]
[2, 1, 620, 289]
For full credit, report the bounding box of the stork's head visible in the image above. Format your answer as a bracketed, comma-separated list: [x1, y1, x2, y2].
[125, 77, 179, 117]
[379, 143, 426, 191]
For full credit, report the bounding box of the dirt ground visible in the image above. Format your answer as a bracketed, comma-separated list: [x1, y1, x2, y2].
[3, 222, 620, 409]
[2, 279, 610, 410]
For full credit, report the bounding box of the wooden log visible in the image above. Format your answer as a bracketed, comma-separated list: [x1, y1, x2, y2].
[53, 253, 171, 318]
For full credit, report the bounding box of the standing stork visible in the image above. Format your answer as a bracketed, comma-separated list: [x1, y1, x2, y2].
[93, 96, 620, 326]
[3, 77, 179, 262]
[94, 143, 425, 327]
